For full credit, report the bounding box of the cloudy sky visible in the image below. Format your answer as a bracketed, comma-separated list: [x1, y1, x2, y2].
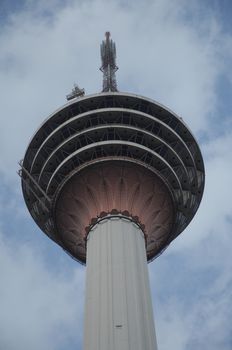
[0, 0, 232, 349]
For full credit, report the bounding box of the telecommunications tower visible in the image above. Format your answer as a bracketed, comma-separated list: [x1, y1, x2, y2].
[19, 32, 205, 349]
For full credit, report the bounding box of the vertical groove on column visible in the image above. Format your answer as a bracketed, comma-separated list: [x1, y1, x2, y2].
[84, 217, 158, 350]
[134, 223, 145, 349]
[109, 219, 115, 350]
[122, 220, 130, 350]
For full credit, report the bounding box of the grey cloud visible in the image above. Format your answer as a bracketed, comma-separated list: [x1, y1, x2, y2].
[0, 231, 85, 350]
[0, 0, 228, 182]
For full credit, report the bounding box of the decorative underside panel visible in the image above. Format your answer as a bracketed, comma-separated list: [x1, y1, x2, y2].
[55, 161, 174, 262]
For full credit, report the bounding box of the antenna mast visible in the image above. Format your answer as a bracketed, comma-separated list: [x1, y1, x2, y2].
[100, 32, 118, 92]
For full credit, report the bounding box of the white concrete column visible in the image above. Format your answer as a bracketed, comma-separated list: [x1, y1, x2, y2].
[84, 217, 158, 350]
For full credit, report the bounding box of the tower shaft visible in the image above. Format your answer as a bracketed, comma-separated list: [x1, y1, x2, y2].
[84, 217, 158, 350]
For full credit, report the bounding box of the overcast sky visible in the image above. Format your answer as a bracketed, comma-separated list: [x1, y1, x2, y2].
[0, 0, 232, 349]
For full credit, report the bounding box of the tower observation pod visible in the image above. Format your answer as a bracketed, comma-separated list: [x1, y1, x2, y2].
[19, 32, 205, 350]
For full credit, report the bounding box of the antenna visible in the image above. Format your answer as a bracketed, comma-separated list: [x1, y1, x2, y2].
[100, 32, 118, 92]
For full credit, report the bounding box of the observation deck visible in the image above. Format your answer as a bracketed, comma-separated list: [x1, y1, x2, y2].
[19, 91, 205, 263]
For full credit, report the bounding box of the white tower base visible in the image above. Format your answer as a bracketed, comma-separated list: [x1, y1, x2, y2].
[84, 217, 158, 350]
